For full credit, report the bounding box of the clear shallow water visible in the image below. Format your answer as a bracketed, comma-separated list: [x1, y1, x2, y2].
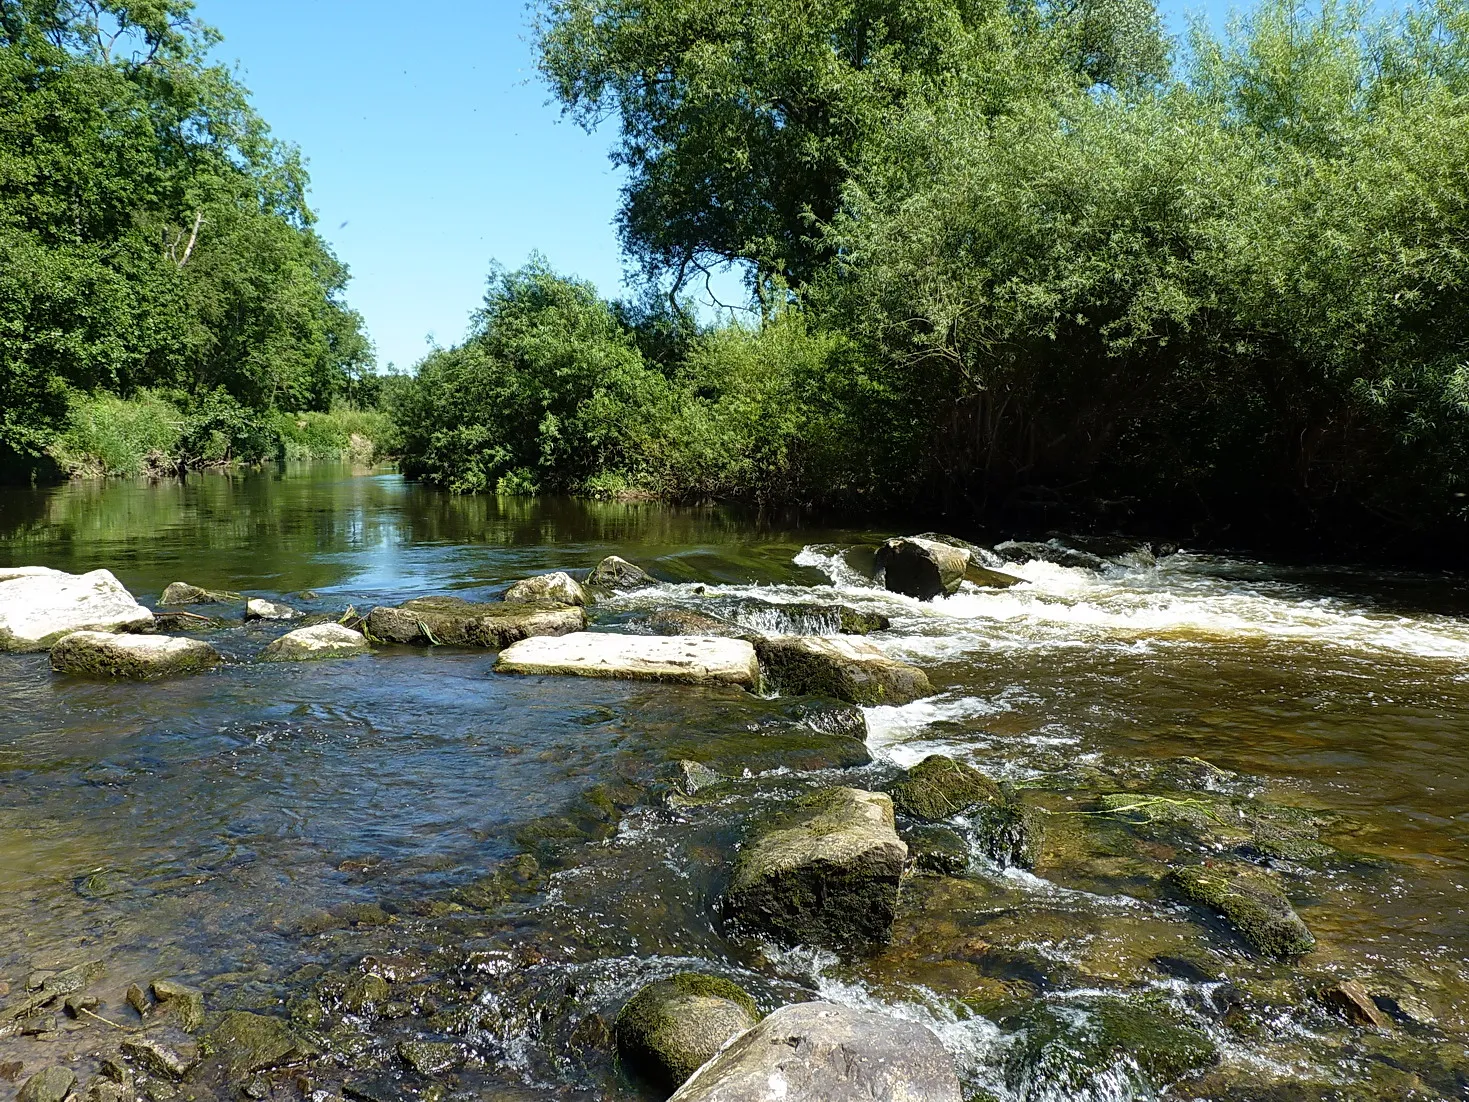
[1, 465, 1467, 1100]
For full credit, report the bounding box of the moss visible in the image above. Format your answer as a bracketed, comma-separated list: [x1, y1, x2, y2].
[450, 854, 546, 911]
[1169, 863, 1316, 958]
[204, 1011, 315, 1074]
[889, 756, 1003, 821]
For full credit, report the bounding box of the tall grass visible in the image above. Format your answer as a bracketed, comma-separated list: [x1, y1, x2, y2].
[270, 407, 392, 463]
[49, 392, 184, 478]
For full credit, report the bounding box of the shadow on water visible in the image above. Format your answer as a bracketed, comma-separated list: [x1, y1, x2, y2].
[0, 466, 1467, 1100]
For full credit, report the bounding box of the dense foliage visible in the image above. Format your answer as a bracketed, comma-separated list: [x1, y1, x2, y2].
[403, 0, 1469, 556]
[0, 0, 372, 475]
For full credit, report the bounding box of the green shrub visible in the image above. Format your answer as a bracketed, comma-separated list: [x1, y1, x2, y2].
[272, 406, 391, 462]
[395, 260, 671, 494]
[49, 391, 184, 478]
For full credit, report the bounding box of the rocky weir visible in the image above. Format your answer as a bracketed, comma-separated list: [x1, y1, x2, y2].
[1, 485, 1467, 1102]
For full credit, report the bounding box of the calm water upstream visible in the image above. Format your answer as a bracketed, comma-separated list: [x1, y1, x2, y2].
[0, 465, 1466, 1100]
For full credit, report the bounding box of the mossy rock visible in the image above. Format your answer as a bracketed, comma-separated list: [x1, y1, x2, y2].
[160, 582, 239, 606]
[1004, 995, 1217, 1096]
[1101, 793, 1334, 861]
[450, 853, 546, 911]
[365, 596, 585, 648]
[888, 756, 1003, 821]
[724, 788, 907, 952]
[614, 974, 758, 1089]
[587, 555, 659, 591]
[51, 630, 219, 680]
[1169, 862, 1315, 958]
[974, 797, 1043, 869]
[904, 825, 971, 875]
[755, 635, 931, 705]
[204, 1010, 316, 1074]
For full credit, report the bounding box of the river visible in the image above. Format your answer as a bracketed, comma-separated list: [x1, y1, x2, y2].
[0, 464, 1465, 1100]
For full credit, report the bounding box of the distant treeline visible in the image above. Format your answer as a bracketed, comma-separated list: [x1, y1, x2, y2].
[394, 0, 1469, 561]
[0, 1, 377, 479]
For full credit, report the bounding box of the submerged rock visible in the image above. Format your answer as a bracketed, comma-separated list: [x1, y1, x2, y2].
[724, 787, 907, 951]
[719, 600, 891, 636]
[205, 1011, 315, 1074]
[51, 630, 219, 680]
[159, 581, 239, 606]
[1170, 862, 1315, 958]
[1004, 995, 1217, 1098]
[641, 608, 749, 638]
[366, 595, 585, 648]
[755, 635, 931, 705]
[397, 1040, 460, 1076]
[586, 555, 659, 591]
[668, 1001, 961, 1102]
[245, 598, 298, 621]
[503, 571, 588, 607]
[1319, 980, 1391, 1029]
[17, 1067, 75, 1102]
[650, 759, 725, 807]
[615, 974, 759, 1089]
[875, 537, 971, 600]
[965, 561, 1024, 588]
[1101, 792, 1334, 860]
[260, 622, 370, 662]
[0, 567, 154, 652]
[993, 540, 1107, 571]
[497, 632, 760, 689]
[151, 979, 204, 1032]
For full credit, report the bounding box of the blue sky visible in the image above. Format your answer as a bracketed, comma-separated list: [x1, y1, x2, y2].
[200, 0, 1225, 373]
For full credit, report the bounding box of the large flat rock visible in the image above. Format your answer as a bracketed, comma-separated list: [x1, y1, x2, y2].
[496, 632, 760, 689]
[0, 567, 154, 652]
[668, 1001, 961, 1102]
[724, 787, 907, 951]
[755, 635, 931, 705]
[51, 630, 219, 680]
[366, 596, 586, 648]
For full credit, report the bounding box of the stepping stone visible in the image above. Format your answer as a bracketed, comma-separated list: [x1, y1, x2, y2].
[51, 631, 219, 680]
[496, 632, 759, 688]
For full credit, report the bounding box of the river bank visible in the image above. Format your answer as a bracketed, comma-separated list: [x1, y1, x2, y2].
[0, 466, 1466, 1100]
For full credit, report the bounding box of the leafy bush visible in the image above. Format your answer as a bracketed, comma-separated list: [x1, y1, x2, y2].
[50, 392, 185, 478]
[272, 407, 392, 462]
[395, 260, 671, 494]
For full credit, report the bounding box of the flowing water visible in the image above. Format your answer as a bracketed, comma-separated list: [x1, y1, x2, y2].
[0, 465, 1466, 1100]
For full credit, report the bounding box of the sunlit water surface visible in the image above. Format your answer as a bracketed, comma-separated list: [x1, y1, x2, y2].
[1, 466, 1466, 1100]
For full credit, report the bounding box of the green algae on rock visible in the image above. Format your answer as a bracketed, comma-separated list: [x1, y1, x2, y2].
[1100, 792, 1336, 861]
[754, 635, 930, 705]
[159, 582, 241, 606]
[366, 595, 586, 648]
[1169, 862, 1316, 958]
[614, 974, 758, 1089]
[1004, 995, 1218, 1098]
[724, 788, 907, 951]
[50, 630, 219, 680]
